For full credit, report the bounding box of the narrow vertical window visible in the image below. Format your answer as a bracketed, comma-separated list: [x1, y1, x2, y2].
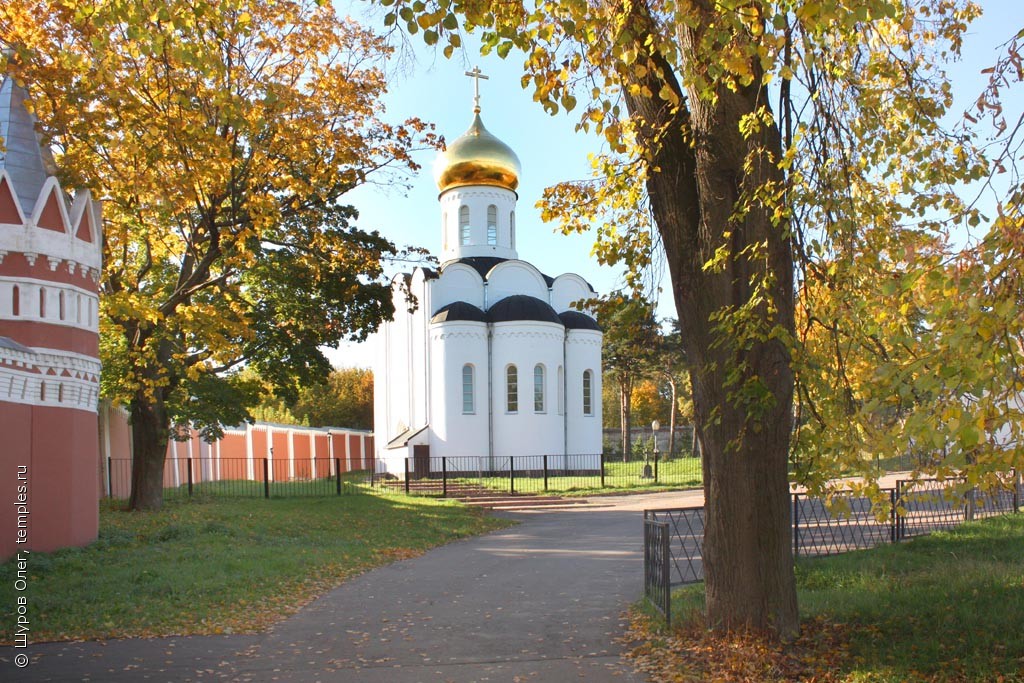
[77, 294, 83, 323]
[510, 211, 516, 248]
[58, 383, 64, 403]
[487, 205, 497, 245]
[557, 366, 565, 415]
[59, 290, 66, 320]
[506, 365, 518, 413]
[39, 381, 45, 402]
[442, 212, 448, 251]
[39, 287, 46, 318]
[534, 364, 546, 413]
[462, 364, 475, 414]
[583, 370, 593, 416]
[12, 285, 19, 316]
[459, 205, 470, 245]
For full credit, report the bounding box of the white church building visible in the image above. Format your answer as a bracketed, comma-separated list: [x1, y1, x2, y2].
[373, 75, 603, 475]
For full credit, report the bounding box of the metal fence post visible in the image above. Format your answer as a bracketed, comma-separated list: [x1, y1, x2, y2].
[442, 457, 448, 498]
[1014, 469, 1019, 513]
[405, 457, 410, 494]
[543, 455, 549, 492]
[654, 457, 659, 483]
[600, 452, 605, 488]
[106, 457, 113, 498]
[335, 458, 342, 495]
[792, 493, 800, 558]
[661, 522, 671, 627]
[187, 457, 194, 497]
[263, 458, 270, 499]
[510, 456, 516, 494]
[891, 485, 899, 542]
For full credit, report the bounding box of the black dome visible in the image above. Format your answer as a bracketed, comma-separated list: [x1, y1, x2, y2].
[559, 311, 602, 332]
[487, 295, 563, 325]
[431, 301, 487, 324]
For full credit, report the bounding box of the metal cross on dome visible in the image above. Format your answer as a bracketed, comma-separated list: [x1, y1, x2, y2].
[465, 65, 489, 113]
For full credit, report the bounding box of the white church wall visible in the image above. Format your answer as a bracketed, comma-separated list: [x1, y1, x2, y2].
[430, 263, 485, 312]
[373, 313, 388, 460]
[485, 261, 549, 309]
[383, 279, 414, 443]
[490, 321, 566, 460]
[410, 270, 431, 431]
[550, 274, 594, 314]
[439, 187, 517, 261]
[428, 321, 489, 460]
[565, 329, 603, 460]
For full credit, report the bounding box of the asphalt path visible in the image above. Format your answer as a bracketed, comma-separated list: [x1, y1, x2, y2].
[1, 491, 709, 683]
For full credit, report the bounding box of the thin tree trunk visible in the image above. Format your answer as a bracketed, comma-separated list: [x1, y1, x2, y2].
[666, 374, 677, 459]
[618, 376, 626, 462]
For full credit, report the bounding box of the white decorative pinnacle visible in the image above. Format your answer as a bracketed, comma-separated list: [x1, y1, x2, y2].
[465, 65, 489, 113]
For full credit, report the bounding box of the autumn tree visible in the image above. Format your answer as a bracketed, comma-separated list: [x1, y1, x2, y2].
[292, 367, 374, 429]
[2, 0, 435, 510]
[649, 319, 688, 457]
[596, 293, 660, 461]
[243, 366, 373, 428]
[380, 0, 1007, 638]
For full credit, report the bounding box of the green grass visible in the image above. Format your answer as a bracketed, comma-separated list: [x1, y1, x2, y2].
[0, 494, 512, 643]
[459, 457, 703, 496]
[660, 514, 1024, 681]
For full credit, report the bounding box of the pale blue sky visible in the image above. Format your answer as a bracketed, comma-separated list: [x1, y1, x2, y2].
[326, 0, 1022, 369]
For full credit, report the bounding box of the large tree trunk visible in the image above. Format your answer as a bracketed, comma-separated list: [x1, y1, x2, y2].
[128, 387, 170, 511]
[620, 9, 799, 639]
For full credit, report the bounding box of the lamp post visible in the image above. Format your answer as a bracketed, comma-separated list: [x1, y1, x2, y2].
[652, 420, 660, 461]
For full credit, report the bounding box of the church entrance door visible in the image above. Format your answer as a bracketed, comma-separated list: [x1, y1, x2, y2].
[413, 445, 430, 479]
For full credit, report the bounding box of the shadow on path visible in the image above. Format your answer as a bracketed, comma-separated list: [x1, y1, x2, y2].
[2, 505, 653, 682]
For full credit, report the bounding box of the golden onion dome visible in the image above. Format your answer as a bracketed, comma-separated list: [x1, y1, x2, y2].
[434, 113, 521, 194]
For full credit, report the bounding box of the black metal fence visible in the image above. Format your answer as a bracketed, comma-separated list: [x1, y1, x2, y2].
[644, 474, 1023, 624]
[103, 452, 704, 501]
[104, 457, 375, 500]
[392, 453, 703, 496]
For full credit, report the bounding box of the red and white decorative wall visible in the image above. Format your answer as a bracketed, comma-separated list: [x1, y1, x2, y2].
[0, 74, 103, 560]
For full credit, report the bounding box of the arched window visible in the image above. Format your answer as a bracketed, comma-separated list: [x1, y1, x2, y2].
[459, 205, 471, 244]
[534, 364, 546, 413]
[462, 364, 475, 414]
[510, 210, 516, 248]
[583, 370, 594, 416]
[12, 285, 19, 316]
[506, 365, 518, 413]
[39, 287, 46, 318]
[557, 366, 565, 415]
[487, 205, 497, 245]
